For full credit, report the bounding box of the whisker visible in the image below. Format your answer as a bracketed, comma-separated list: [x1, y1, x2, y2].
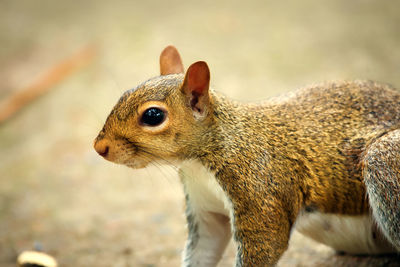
[149, 162, 180, 188]
[126, 150, 182, 195]
[138, 149, 180, 171]
[124, 140, 181, 170]
[125, 141, 198, 181]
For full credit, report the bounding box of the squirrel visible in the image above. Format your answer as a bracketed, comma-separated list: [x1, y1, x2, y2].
[94, 46, 400, 266]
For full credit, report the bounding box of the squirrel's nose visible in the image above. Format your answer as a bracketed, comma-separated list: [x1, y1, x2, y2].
[94, 139, 110, 158]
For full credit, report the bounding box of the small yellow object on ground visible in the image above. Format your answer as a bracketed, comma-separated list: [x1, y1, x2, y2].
[17, 250, 58, 267]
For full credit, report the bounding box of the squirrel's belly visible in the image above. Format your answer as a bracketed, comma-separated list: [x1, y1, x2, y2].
[294, 211, 396, 254]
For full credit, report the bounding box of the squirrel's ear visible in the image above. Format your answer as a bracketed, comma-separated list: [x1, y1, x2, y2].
[160, 45, 184, 75]
[182, 61, 210, 118]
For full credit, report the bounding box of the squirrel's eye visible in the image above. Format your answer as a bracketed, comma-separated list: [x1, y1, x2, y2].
[140, 107, 166, 126]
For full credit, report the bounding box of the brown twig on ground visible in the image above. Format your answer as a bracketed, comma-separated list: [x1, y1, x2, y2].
[0, 44, 97, 124]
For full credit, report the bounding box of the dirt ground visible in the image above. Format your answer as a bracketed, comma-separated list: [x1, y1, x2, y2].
[1, 1, 400, 266]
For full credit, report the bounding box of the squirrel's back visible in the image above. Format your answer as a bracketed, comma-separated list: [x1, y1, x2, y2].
[232, 80, 400, 214]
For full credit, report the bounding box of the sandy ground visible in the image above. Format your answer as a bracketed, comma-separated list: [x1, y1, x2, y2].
[1, 1, 400, 266]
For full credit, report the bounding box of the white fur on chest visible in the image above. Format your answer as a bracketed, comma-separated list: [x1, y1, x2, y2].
[179, 160, 231, 216]
[295, 211, 395, 254]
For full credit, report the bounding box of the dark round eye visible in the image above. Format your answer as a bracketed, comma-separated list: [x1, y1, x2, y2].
[140, 107, 166, 126]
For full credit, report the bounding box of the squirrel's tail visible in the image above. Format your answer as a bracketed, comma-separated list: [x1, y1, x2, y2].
[363, 129, 400, 251]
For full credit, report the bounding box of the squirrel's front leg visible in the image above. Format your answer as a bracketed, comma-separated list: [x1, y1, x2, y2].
[232, 199, 292, 267]
[182, 197, 232, 267]
[180, 171, 232, 267]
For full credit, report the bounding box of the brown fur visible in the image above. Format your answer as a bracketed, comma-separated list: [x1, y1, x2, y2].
[94, 46, 400, 266]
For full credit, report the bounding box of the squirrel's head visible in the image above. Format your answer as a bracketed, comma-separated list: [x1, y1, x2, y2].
[94, 46, 213, 168]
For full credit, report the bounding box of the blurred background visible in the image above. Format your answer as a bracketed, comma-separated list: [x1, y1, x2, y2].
[1, 1, 400, 266]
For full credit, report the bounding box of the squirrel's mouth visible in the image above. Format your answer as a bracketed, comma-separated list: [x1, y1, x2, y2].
[94, 134, 151, 169]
